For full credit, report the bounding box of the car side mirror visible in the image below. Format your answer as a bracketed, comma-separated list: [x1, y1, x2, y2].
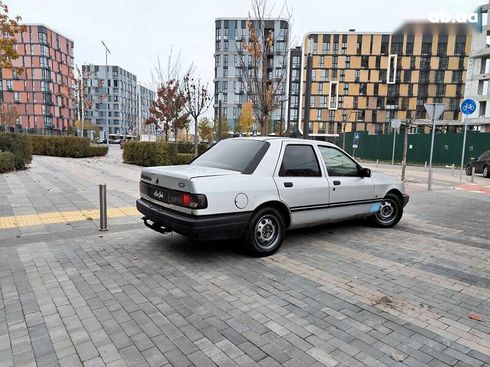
[361, 167, 371, 177]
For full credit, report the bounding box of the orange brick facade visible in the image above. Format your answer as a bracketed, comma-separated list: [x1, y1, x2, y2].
[1, 24, 75, 131]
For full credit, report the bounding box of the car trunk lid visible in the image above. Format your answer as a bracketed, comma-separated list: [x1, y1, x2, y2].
[140, 165, 239, 192]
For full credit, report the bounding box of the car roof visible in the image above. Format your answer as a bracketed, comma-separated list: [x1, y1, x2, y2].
[232, 136, 338, 147]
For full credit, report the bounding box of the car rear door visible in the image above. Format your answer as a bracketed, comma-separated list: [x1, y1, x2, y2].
[273, 142, 331, 229]
[317, 145, 375, 220]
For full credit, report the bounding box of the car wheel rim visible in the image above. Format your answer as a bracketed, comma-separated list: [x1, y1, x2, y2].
[484, 167, 488, 176]
[255, 215, 279, 250]
[376, 200, 397, 224]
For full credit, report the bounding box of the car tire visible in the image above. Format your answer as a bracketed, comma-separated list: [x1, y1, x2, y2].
[242, 207, 285, 257]
[465, 165, 472, 176]
[483, 165, 490, 178]
[370, 193, 403, 228]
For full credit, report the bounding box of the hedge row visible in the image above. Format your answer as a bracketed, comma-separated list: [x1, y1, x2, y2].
[32, 136, 108, 158]
[167, 142, 208, 155]
[0, 132, 32, 170]
[175, 153, 195, 165]
[0, 152, 16, 173]
[122, 142, 199, 166]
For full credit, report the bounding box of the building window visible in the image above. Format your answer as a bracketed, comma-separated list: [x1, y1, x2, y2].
[387, 54, 397, 84]
[14, 92, 20, 103]
[320, 96, 327, 108]
[452, 71, 463, 83]
[345, 56, 350, 68]
[361, 56, 369, 68]
[40, 57, 49, 68]
[6, 80, 13, 91]
[322, 41, 330, 54]
[316, 109, 322, 121]
[39, 32, 47, 44]
[292, 56, 300, 68]
[355, 70, 360, 82]
[343, 83, 349, 95]
[328, 81, 338, 110]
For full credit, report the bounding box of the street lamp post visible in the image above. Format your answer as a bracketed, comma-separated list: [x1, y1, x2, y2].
[303, 53, 313, 140]
[101, 41, 111, 146]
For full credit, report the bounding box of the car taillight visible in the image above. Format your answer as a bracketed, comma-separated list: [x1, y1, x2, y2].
[168, 191, 207, 209]
[182, 193, 192, 207]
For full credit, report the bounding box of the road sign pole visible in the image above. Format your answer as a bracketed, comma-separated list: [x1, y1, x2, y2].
[459, 114, 468, 182]
[428, 116, 436, 191]
[391, 128, 396, 165]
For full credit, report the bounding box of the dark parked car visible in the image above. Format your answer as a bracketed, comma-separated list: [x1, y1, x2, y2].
[466, 150, 490, 178]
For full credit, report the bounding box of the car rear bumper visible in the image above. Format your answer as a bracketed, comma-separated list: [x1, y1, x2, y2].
[136, 198, 251, 240]
[402, 193, 409, 207]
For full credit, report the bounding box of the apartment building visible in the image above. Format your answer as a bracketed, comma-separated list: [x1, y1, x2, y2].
[82, 65, 139, 136]
[464, 2, 490, 132]
[289, 22, 472, 137]
[0, 24, 74, 132]
[137, 84, 155, 135]
[214, 18, 289, 132]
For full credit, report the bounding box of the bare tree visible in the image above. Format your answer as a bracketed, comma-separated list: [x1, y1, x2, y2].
[183, 72, 213, 156]
[74, 65, 92, 136]
[239, 0, 291, 135]
[150, 47, 194, 90]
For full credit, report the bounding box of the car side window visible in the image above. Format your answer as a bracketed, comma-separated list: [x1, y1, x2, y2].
[279, 145, 321, 177]
[318, 146, 360, 177]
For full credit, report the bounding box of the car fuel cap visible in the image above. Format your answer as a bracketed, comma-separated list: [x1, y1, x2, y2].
[234, 193, 248, 209]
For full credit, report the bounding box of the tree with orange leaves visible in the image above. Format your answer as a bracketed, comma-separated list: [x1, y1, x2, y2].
[145, 79, 188, 142]
[0, 1, 26, 69]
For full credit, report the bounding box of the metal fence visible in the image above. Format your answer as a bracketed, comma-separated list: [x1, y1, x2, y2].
[339, 131, 490, 166]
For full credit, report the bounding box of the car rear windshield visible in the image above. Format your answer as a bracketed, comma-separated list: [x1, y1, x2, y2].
[191, 139, 270, 174]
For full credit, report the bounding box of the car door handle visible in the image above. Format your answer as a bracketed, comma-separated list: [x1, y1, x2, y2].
[333, 180, 341, 186]
[284, 182, 293, 188]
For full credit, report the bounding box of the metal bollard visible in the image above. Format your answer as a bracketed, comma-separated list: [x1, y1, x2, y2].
[451, 164, 455, 176]
[99, 184, 108, 231]
[471, 167, 475, 183]
[376, 159, 378, 168]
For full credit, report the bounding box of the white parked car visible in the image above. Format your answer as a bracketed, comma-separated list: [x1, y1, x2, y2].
[136, 137, 409, 256]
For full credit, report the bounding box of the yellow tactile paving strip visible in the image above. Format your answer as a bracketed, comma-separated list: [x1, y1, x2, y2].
[0, 207, 139, 230]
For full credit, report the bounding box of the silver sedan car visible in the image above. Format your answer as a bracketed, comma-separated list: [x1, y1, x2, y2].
[136, 137, 409, 256]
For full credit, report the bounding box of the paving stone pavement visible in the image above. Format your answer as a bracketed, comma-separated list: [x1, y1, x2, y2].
[0, 147, 489, 367]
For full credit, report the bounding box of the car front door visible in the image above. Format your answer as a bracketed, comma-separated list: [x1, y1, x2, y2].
[317, 145, 375, 220]
[274, 143, 331, 229]
[476, 152, 490, 173]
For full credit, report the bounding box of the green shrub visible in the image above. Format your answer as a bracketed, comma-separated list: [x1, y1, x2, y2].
[0, 132, 32, 170]
[123, 141, 170, 166]
[88, 146, 109, 157]
[166, 142, 208, 155]
[175, 153, 195, 165]
[0, 151, 16, 173]
[122, 141, 210, 167]
[31, 136, 108, 158]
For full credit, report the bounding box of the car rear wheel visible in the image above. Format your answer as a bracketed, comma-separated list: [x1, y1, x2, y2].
[370, 193, 403, 228]
[242, 207, 285, 257]
[465, 165, 472, 176]
[483, 165, 489, 178]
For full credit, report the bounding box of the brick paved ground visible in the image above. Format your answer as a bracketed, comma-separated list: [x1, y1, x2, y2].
[0, 147, 489, 367]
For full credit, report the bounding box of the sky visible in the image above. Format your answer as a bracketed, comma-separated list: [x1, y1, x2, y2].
[10, 0, 483, 90]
